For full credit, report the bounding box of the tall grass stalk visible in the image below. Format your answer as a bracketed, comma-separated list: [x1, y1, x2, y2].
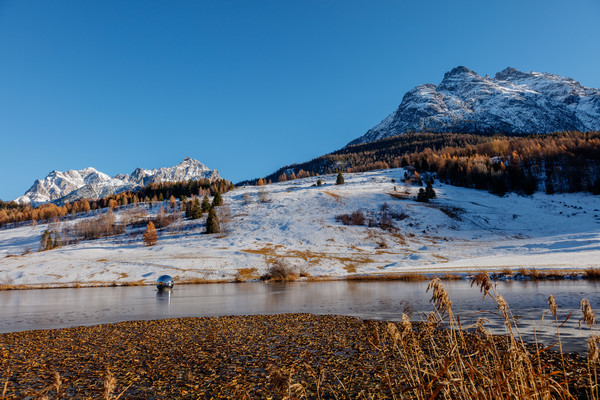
[376, 273, 578, 399]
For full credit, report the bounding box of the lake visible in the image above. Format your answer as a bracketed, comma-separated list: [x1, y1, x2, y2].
[1, 279, 599, 352]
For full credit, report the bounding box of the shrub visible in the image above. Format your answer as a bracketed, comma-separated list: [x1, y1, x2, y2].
[260, 259, 298, 282]
[336, 172, 345, 185]
[336, 210, 365, 226]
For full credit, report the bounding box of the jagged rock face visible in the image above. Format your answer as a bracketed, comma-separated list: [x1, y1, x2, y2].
[15, 168, 113, 205]
[15, 158, 221, 205]
[349, 66, 600, 145]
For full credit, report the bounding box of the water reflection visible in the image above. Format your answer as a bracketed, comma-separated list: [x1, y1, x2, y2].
[156, 289, 172, 307]
[1, 280, 600, 352]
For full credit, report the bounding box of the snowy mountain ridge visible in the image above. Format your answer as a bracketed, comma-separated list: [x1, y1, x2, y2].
[349, 66, 600, 145]
[16, 157, 221, 205]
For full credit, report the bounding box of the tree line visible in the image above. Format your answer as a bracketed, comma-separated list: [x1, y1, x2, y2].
[0, 178, 234, 228]
[242, 131, 600, 196]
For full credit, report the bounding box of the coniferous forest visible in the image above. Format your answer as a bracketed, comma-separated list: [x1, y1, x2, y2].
[0, 179, 233, 228]
[245, 131, 600, 196]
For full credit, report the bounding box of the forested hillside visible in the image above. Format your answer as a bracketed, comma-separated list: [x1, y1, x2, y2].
[246, 131, 600, 196]
[0, 179, 233, 228]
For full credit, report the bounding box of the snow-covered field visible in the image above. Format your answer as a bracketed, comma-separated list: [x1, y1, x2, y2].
[1, 168, 599, 287]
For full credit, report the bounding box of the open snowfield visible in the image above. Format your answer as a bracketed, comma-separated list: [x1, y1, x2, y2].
[1, 168, 600, 287]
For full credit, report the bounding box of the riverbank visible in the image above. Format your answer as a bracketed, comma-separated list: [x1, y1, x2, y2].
[0, 313, 595, 399]
[2, 266, 600, 291]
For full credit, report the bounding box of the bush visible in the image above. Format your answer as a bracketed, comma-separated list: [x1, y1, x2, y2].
[336, 172, 345, 185]
[336, 210, 365, 226]
[260, 259, 298, 282]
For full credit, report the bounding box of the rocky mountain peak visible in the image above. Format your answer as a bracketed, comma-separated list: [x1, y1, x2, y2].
[15, 157, 221, 205]
[349, 66, 600, 146]
[494, 67, 531, 81]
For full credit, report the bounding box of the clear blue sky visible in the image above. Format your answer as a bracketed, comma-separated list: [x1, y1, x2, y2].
[1, 0, 599, 200]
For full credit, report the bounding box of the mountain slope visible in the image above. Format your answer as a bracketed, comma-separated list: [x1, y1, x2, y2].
[2, 168, 599, 288]
[16, 157, 221, 205]
[350, 66, 600, 145]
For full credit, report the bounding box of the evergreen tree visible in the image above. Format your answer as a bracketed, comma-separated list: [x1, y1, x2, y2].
[545, 178, 555, 195]
[211, 191, 223, 207]
[143, 221, 158, 246]
[316, 179, 322, 186]
[201, 195, 211, 212]
[206, 207, 220, 234]
[336, 172, 345, 185]
[190, 198, 202, 219]
[416, 188, 429, 202]
[425, 181, 436, 199]
[40, 229, 61, 251]
[40, 230, 52, 251]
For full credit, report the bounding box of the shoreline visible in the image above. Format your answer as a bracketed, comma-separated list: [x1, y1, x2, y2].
[1, 267, 599, 291]
[0, 313, 593, 399]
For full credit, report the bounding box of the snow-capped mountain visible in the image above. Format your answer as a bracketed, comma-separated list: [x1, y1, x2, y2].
[16, 157, 221, 205]
[349, 66, 600, 145]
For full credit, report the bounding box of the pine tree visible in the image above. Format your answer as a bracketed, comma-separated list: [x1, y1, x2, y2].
[206, 207, 220, 234]
[143, 221, 158, 246]
[211, 191, 223, 208]
[40, 229, 52, 251]
[189, 198, 202, 219]
[425, 181, 436, 199]
[201, 195, 211, 213]
[40, 229, 61, 251]
[416, 188, 429, 202]
[336, 172, 345, 185]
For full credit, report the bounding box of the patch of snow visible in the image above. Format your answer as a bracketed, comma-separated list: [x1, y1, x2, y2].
[2, 168, 599, 286]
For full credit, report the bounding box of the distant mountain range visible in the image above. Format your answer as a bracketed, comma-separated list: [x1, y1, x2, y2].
[16, 157, 221, 205]
[349, 66, 600, 145]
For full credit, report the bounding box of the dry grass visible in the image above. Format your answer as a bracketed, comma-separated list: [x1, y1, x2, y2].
[121, 280, 146, 287]
[387, 192, 412, 200]
[322, 191, 342, 199]
[343, 264, 358, 274]
[234, 267, 259, 282]
[585, 268, 600, 280]
[515, 267, 580, 280]
[372, 273, 586, 400]
[347, 272, 429, 281]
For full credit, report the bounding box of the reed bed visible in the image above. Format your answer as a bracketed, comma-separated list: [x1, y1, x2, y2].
[1, 273, 599, 399]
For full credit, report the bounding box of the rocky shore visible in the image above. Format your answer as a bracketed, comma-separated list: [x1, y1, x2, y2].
[0, 314, 593, 399]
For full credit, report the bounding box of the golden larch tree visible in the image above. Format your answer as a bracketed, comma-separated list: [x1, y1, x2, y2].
[143, 221, 157, 246]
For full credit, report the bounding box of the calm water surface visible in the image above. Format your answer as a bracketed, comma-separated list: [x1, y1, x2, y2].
[1, 280, 599, 351]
